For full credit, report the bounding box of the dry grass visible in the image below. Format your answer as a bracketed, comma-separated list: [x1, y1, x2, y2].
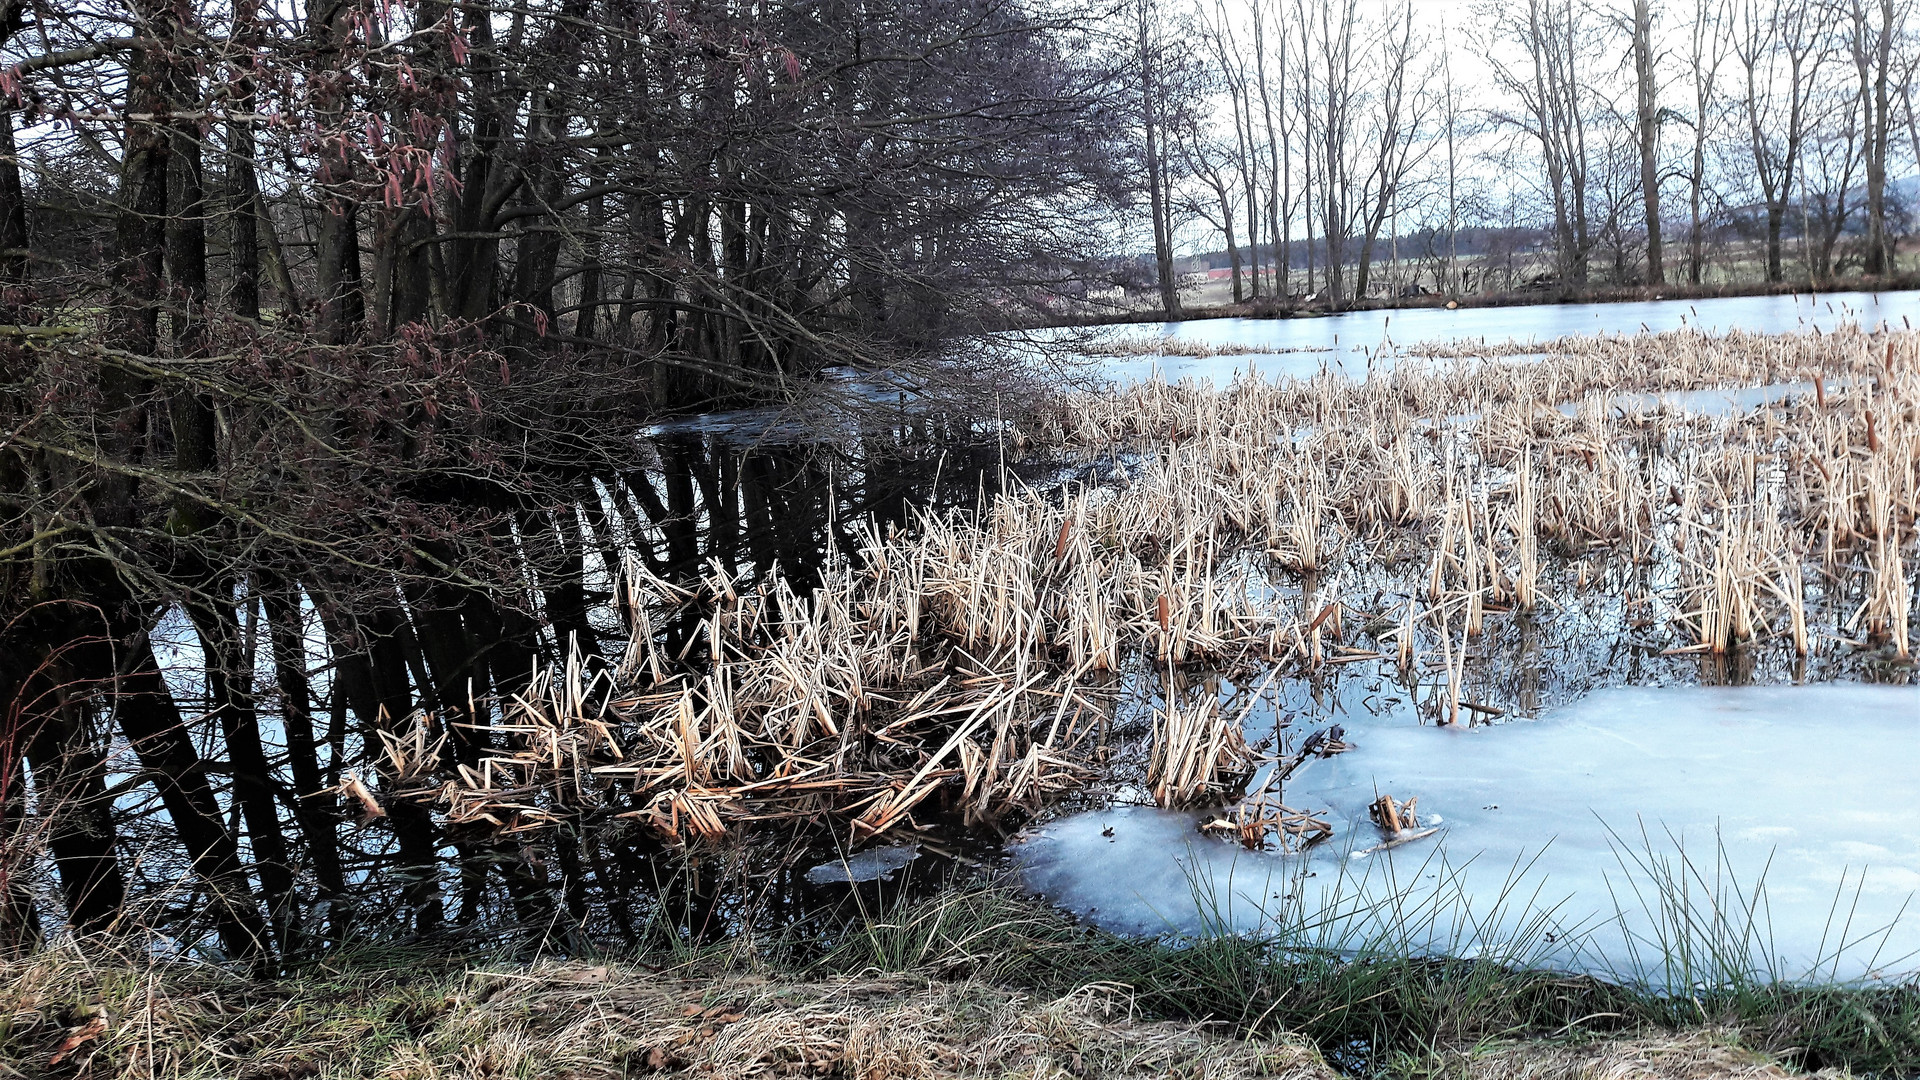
[0, 948, 1333, 1079]
[1, 946, 1856, 1080]
[402, 968, 1333, 1080]
[1024, 326, 1917, 671]
[1445, 1030, 1844, 1079]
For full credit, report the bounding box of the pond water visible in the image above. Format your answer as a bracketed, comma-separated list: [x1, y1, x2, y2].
[1016, 684, 1920, 983]
[1096, 289, 1920, 383]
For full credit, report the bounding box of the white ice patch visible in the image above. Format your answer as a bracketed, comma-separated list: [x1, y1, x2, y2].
[1017, 684, 1920, 982]
[805, 843, 921, 884]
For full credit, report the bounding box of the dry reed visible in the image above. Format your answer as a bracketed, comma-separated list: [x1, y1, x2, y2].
[366, 327, 1915, 853]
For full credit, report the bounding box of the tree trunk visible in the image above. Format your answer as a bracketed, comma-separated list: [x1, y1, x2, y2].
[309, 0, 365, 340]
[114, 626, 270, 963]
[227, 0, 262, 319]
[185, 596, 298, 942]
[260, 580, 347, 924]
[0, 106, 27, 309]
[13, 637, 127, 936]
[315, 588, 447, 931]
[1766, 200, 1786, 282]
[1254, 6, 1282, 304]
[1633, 0, 1664, 284]
[1862, 0, 1892, 275]
[1224, 205, 1244, 304]
[0, 3, 26, 307]
[114, 33, 171, 356]
[1140, 2, 1180, 317]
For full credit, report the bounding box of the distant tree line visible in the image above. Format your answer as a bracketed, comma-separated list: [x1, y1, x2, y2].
[1139, 0, 1920, 307]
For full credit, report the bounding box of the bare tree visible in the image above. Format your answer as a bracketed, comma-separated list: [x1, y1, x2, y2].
[1846, 0, 1905, 275]
[1302, 0, 1361, 304]
[1140, 0, 1183, 315]
[1905, 37, 1920, 196]
[1629, 0, 1666, 283]
[1803, 56, 1867, 280]
[1441, 15, 1464, 295]
[1292, 0, 1318, 295]
[1482, 0, 1600, 284]
[1684, 0, 1733, 283]
[1195, 0, 1263, 300]
[1735, 0, 1826, 282]
[1251, 0, 1287, 298]
[1353, 1, 1435, 297]
[1173, 110, 1247, 299]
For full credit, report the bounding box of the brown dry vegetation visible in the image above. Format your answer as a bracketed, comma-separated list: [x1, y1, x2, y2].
[1447, 1032, 1844, 1080]
[0, 947, 1852, 1080]
[0, 947, 1328, 1079]
[390, 326, 1917, 861]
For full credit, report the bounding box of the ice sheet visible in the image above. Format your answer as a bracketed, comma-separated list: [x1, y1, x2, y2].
[1082, 289, 1920, 384]
[805, 843, 922, 884]
[1017, 684, 1920, 982]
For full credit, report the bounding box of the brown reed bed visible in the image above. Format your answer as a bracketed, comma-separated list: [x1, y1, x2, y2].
[1069, 332, 1331, 359]
[367, 326, 1916, 859]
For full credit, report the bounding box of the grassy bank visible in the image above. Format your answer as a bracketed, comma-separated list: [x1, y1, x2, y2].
[4, 886, 1915, 1078]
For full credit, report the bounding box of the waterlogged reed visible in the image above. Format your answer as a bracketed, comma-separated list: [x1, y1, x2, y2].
[375, 327, 1915, 857]
[1029, 326, 1917, 663]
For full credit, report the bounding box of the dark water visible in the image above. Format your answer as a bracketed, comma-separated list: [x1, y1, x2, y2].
[119, 410, 1058, 959]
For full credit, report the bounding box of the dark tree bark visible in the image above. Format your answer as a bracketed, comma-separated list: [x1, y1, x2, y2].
[308, 0, 365, 339]
[184, 597, 298, 941]
[313, 590, 446, 931]
[260, 579, 347, 920]
[113, 22, 172, 355]
[16, 680, 127, 935]
[1632, 0, 1664, 284]
[0, 112, 28, 308]
[114, 626, 270, 963]
[225, 0, 262, 319]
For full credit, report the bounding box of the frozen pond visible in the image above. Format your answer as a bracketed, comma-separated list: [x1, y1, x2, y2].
[1017, 684, 1920, 983]
[662, 292, 1920, 441]
[1096, 289, 1920, 383]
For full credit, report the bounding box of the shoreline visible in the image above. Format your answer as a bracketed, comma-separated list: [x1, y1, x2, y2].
[4, 886, 1906, 1079]
[1015, 273, 1920, 330]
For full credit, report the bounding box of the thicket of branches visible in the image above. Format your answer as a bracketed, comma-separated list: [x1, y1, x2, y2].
[0, 0, 1130, 965]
